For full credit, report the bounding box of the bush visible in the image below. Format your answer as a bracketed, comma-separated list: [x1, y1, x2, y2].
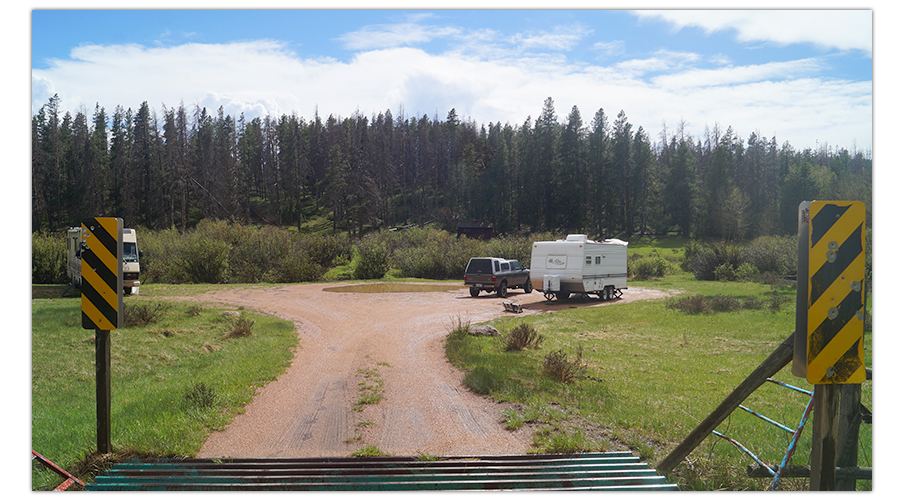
[177, 234, 231, 283]
[742, 235, 798, 276]
[32, 232, 68, 284]
[124, 302, 170, 327]
[543, 347, 587, 384]
[708, 295, 742, 313]
[666, 294, 711, 315]
[353, 239, 390, 279]
[224, 313, 254, 338]
[714, 262, 758, 282]
[630, 254, 672, 279]
[742, 296, 765, 310]
[683, 241, 744, 281]
[503, 323, 544, 351]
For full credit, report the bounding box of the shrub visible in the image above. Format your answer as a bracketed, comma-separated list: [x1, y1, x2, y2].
[742, 235, 798, 276]
[630, 254, 671, 279]
[708, 295, 742, 313]
[303, 233, 352, 268]
[503, 323, 544, 351]
[543, 347, 587, 384]
[32, 232, 68, 284]
[683, 241, 744, 281]
[124, 302, 170, 327]
[767, 288, 790, 312]
[742, 296, 765, 310]
[176, 233, 231, 283]
[714, 262, 758, 282]
[353, 239, 390, 279]
[224, 313, 254, 338]
[666, 294, 711, 315]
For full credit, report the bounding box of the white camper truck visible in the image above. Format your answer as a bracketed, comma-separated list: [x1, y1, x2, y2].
[67, 226, 142, 294]
[530, 234, 627, 301]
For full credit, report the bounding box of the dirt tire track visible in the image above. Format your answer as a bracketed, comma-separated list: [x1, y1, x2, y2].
[174, 283, 668, 458]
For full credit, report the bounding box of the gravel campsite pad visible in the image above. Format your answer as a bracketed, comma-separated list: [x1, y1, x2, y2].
[171, 283, 670, 458]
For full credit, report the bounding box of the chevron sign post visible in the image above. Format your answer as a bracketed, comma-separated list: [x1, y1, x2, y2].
[794, 201, 867, 491]
[794, 201, 866, 385]
[80, 217, 124, 330]
[80, 217, 123, 454]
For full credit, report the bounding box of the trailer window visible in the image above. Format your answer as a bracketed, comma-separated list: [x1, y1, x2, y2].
[585, 256, 592, 265]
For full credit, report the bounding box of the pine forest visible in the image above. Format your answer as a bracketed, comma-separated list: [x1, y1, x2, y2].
[31, 94, 872, 240]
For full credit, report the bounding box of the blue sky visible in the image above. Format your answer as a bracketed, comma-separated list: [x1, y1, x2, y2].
[28, 4, 875, 152]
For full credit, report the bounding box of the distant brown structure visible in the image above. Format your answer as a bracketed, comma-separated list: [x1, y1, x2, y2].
[456, 221, 494, 240]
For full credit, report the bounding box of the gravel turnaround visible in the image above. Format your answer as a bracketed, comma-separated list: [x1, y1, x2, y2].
[178, 283, 669, 458]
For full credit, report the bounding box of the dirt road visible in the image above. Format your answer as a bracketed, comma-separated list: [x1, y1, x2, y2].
[181, 283, 669, 458]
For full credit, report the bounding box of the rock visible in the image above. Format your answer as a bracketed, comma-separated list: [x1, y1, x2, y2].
[469, 325, 500, 337]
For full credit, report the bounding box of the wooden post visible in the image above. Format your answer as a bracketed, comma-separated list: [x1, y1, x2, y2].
[96, 329, 111, 454]
[656, 332, 795, 473]
[810, 384, 839, 490]
[836, 383, 862, 491]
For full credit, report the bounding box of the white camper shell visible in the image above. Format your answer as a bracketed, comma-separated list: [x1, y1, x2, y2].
[530, 234, 627, 301]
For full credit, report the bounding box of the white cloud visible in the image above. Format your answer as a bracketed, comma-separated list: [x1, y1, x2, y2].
[634, 10, 872, 55]
[335, 21, 463, 51]
[510, 24, 594, 51]
[31, 31, 871, 151]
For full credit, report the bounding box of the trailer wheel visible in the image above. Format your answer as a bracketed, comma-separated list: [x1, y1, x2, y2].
[469, 286, 480, 297]
[524, 279, 533, 294]
[497, 281, 508, 298]
[556, 291, 570, 300]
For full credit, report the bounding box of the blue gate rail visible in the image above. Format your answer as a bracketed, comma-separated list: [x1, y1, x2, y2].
[86, 452, 677, 491]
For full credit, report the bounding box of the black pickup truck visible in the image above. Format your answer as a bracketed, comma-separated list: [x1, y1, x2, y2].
[463, 257, 533, 298]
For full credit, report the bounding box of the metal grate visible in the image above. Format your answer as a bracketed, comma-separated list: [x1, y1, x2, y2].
[86, 452, 677, 491]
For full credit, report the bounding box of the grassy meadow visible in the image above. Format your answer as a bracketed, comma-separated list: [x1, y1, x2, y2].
[444, 264, 872, 491]
[30, 231, 873, 491]
[31, 290, 297, 490]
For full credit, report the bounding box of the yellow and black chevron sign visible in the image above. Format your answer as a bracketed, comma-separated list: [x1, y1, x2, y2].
[805, 201, 866, 384]
[81, 217, 123, 330]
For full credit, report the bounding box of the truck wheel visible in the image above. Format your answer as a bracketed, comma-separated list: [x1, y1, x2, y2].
[470, 286, 480, 297]
[524, 279, 533, 294]
[497, 282, 508, 298]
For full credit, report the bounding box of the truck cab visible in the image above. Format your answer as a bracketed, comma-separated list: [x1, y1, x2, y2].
[463, 257, 533, 298]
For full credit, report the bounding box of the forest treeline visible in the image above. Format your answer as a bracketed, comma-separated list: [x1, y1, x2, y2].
[31, 94, 872, 239]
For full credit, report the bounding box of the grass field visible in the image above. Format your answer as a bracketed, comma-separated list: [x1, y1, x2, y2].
[30, 232, 874, 491]
[31, 289, 297, 490]
[444, 269, 873, 491]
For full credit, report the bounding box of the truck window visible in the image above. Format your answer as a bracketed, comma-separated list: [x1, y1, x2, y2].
[465, 259, 493, 274]
[494, 261, 500, 272]
[512, 261, 522, 270]
[501, 262, 510, 272]
[124, 242, 139, 263]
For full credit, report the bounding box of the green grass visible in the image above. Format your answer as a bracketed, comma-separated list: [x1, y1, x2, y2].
[445, 269, 873, 491]
[31, 292, 297, 490]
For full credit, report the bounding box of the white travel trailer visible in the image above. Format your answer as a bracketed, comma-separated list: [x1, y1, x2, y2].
[530, 234, 628, 301]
